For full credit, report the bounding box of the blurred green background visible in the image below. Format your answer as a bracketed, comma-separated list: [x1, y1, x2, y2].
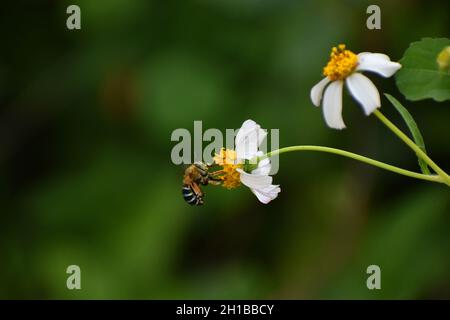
[0, 0, 449, 299]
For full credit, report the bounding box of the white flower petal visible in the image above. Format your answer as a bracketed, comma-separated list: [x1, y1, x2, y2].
[251, 184, 281, 204]
[235, 120, 266, 160]
[310, 77, 330, 107]
[252, 157, 271, 176]
[358, 52, 390, 60]
[235, 132, 258, 160]
[235, 120, 257, 145]
[256, 128, 267, 147]
[237, 168, 272, 189]
[237, 153, 280, 204]
[346, 73, 380, 115]
[322, 80, 346, 130]
[356, 52, 401, 77]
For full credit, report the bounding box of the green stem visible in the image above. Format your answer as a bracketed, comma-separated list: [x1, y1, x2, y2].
[373, 109, 450, 186]
[261, 146, 445, 184]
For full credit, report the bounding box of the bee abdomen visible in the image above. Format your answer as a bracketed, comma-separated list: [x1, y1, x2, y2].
[182, 185, 204, 206]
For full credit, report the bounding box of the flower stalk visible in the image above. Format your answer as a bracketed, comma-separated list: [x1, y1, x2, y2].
[261, 146, 447, 185]
[373, 109, 450, 186]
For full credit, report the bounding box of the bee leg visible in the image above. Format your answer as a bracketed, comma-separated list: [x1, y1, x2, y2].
[190, 182, 204, 197]
[207, 172, 224, 183]
[209, 170, 225, 177]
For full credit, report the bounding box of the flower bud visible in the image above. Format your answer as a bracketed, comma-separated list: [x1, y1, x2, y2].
[436, 46, 450, 72]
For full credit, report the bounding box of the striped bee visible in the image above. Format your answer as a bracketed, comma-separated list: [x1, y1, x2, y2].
[182, 162, 220, 205]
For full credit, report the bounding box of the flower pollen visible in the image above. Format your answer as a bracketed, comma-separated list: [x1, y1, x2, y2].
[213, 148, 242, 189]
[323, 44, 358, 81]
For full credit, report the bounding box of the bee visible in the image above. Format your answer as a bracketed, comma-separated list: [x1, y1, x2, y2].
[182, 162, 221, 205]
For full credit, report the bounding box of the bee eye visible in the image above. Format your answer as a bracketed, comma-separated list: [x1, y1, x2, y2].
[194, 163, 208, 175]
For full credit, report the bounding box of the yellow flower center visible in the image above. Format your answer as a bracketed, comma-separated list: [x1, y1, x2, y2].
[323, 44, 358, 81]
[213, 148, 242, 189]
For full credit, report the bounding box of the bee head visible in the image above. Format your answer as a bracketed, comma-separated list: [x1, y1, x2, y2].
[193, 162, 208, 177]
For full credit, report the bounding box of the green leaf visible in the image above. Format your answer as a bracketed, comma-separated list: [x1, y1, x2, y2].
[384, 93, 430, 174]
[396, 37, 450, 102]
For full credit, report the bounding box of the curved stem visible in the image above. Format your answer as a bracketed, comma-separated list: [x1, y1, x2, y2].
[373, 109, 450, 186]
[261, 146, 445, 184]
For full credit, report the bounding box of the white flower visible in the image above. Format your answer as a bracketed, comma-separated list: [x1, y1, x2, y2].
[214, 120, 281, 204]
[310, 45, 401, 129]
